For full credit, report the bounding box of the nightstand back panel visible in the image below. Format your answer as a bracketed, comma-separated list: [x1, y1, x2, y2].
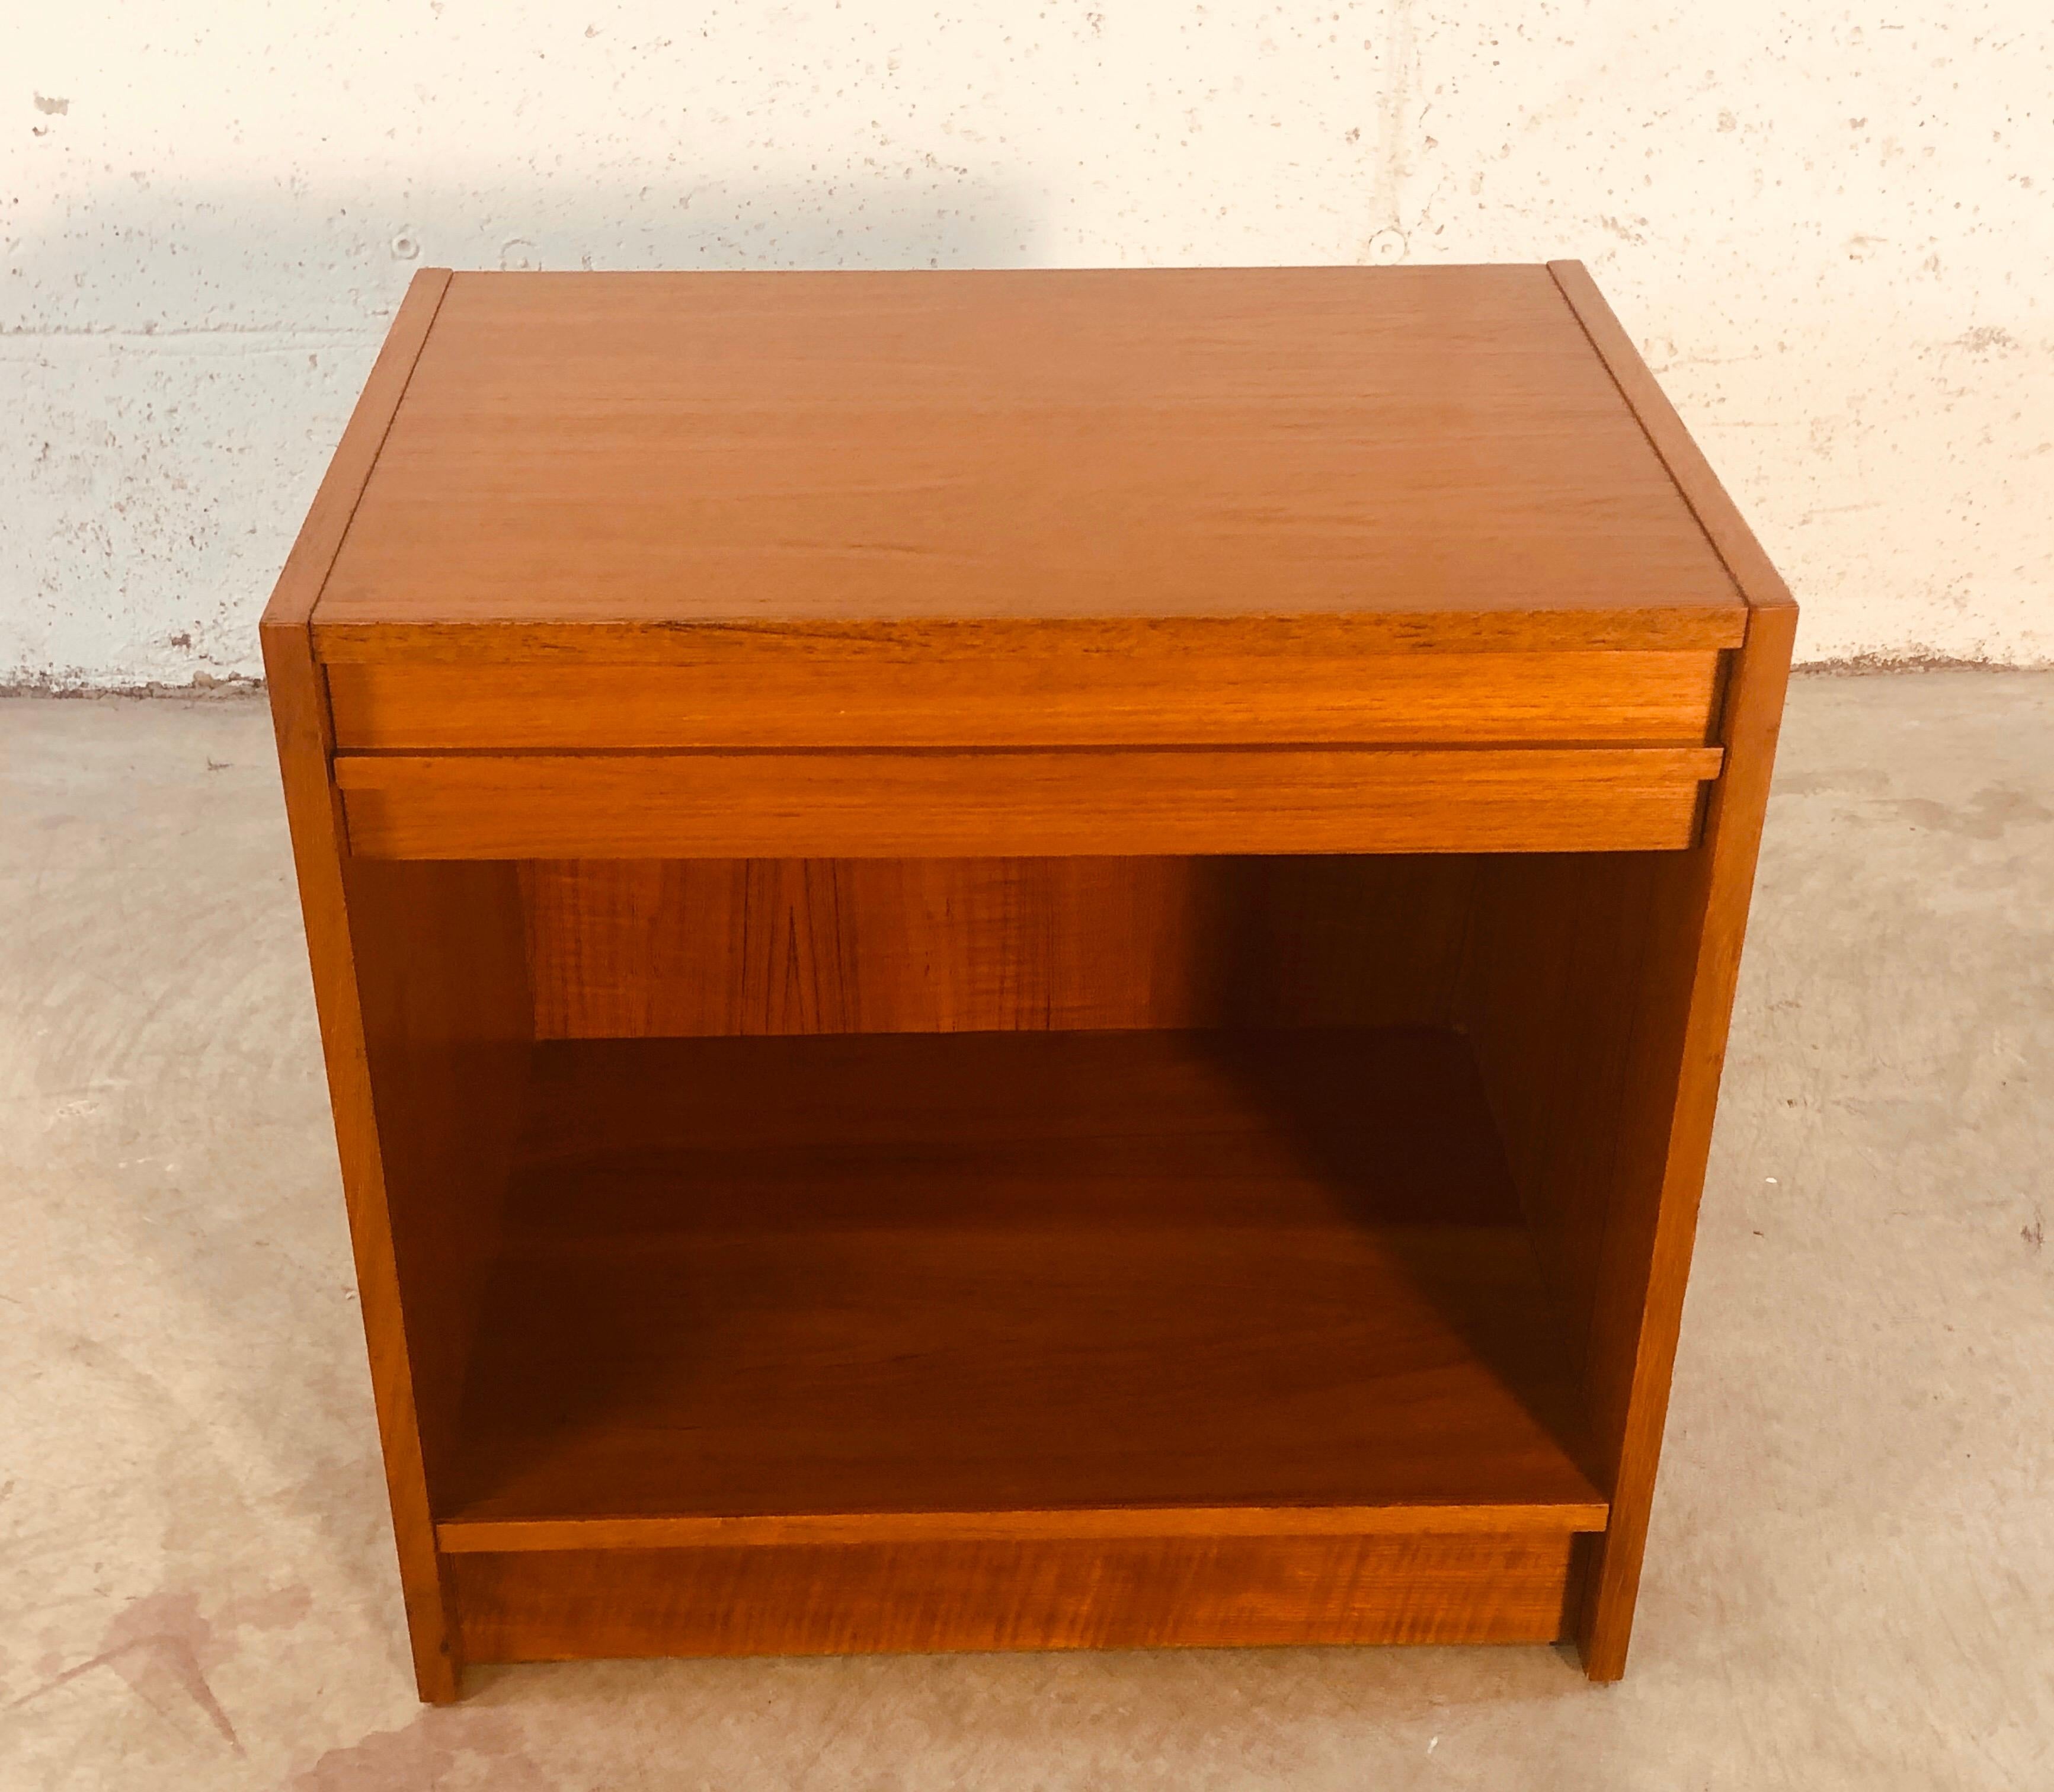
[519, 855, 1477, 1038]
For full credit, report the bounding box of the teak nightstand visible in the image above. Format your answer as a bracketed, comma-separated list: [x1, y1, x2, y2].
[263, 263, 1793, 1701]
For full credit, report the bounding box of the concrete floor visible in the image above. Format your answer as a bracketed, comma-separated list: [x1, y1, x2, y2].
[2, 673, 2050, 1790]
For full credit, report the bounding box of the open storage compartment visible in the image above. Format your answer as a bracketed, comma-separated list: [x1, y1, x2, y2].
[335, 848, 1725, 1667]
[452, 1021, 1605, 1538]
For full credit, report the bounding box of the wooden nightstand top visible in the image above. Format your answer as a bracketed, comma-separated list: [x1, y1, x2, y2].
[312, 265, 1751, 657]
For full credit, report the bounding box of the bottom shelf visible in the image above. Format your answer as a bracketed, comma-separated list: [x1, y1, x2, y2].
[441, 1027, 1604, 1578]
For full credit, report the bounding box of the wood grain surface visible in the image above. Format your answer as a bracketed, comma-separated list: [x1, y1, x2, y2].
[439, 1502, 1603, 1553]
[311, 266, 1744, 645]
[1547, 264, 1798, 1678]
[520, 855, 1479, 1038]
[1570, 604, 1796, 1678]
[325, 649, 1726, 750]
[341, 863, 530, 1518]
[1458, 851, 1659, 1398]
[450, 1532, 1583, 1662]
[332, 745, 1723, 859]
[315, 609, 1746, 663]
[256, 268, 467, 1703]
[1549, 261, 1799, 619]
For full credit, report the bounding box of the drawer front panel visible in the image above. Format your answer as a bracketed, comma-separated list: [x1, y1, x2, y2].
[325, 651, 1725, 751]
[332, 745, 1723, 859]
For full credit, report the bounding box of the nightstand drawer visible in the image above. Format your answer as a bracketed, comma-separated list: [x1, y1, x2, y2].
[324, 649, 1727, 752]
[331, 744, 1723, 859]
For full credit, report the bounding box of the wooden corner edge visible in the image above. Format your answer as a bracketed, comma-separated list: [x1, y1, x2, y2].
[259, 267, 454, 634]
[1546, 260, 1797, 622]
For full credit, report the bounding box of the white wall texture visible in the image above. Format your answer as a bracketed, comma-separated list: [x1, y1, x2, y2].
[5, 2, 2050, 686]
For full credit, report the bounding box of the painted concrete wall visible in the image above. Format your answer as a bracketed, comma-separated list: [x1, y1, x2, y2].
[6, 2, 2050, 687]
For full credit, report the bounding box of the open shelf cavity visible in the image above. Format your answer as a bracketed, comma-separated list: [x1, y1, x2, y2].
[437, 1025, 1606, 1553]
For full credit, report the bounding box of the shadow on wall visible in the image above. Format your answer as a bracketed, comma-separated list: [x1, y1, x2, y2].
[1, 178, 1040, 690]
[8, 177, 1047, 328]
